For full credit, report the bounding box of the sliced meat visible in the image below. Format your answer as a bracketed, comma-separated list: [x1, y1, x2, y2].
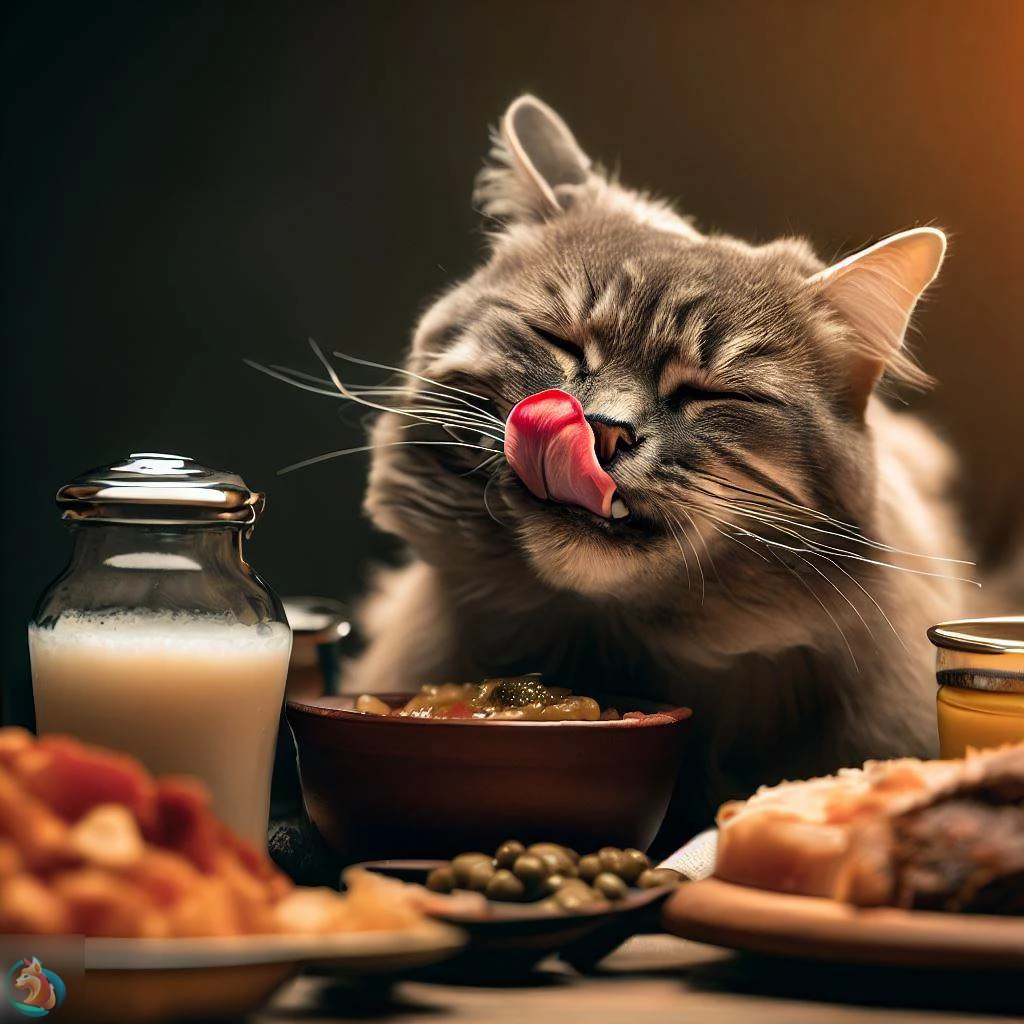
[892, 798, 1024, 914]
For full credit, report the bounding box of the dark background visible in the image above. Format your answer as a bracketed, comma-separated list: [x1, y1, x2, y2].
[3, 1, 1022, 721]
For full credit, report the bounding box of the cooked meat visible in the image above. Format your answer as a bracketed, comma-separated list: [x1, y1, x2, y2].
[892, 798, 1024, 914]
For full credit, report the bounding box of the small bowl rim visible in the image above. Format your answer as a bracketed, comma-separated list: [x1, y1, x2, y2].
[287, 692, 692, 729]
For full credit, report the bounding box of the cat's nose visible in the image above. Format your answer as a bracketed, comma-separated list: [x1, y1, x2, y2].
[587, 416, 637, 466]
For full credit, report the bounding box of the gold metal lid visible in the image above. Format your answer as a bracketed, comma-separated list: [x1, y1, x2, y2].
[56, 453, 265, 528]
[928, 616, 1024, 693]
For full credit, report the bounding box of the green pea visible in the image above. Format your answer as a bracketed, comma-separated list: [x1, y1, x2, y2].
[619, 848, 651, 884]
[426, 865, 455, 893]
[512, 853, 549, 887]
[486, 869, 526, 902]
[495, 840, 526, 869]
[577, 854, 602, 883]
[593, 872, 628, 900]
[638, 867, 682, 889]
[451, 852, 494, 887]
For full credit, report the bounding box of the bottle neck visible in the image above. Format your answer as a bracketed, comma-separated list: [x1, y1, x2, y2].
[66, 522, 246, 574]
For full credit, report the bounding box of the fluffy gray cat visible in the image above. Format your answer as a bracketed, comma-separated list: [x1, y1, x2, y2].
[323, 96, 983, 834]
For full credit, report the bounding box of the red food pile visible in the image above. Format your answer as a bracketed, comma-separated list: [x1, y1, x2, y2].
[0, 727, 291, 937]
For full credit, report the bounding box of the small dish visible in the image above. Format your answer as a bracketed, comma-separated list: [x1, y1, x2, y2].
[78, 924, 465, 1023]
[353, 859, 676, 976]
[288, 692, 692, 862]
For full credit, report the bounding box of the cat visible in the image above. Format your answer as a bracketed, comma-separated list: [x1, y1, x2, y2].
[333, 95, 983, 835]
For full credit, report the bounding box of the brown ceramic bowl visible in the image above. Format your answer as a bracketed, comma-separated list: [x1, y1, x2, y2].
[286, 693, 692, 862]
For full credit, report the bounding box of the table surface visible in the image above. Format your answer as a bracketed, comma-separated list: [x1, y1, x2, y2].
[255, 934, 1022, 1024]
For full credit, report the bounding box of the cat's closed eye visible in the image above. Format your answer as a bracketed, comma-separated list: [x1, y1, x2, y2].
[666, 381, 758, 407]
[527, 322, 583, 362]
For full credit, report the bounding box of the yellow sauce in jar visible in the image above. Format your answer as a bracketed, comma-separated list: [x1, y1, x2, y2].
[928, 616, 1024, 758]
[936, 685, 1024, 758]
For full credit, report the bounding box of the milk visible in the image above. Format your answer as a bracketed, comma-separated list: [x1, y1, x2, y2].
[29, 612, 291, 846]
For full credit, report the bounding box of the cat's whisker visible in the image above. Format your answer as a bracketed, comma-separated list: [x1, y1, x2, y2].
[677, 506, 720, 598]
[331, 350, 506, 424]
[701, 473, 974, 567]
[482, 467, 513, 530]
[696, 488, 981, 587]
[277, 438, 497, 475]
[256, 350, 507, 443]
[689, 500, 861, 669]
[345, 387, 506, 429]
[246, 360, 341, 399]
[262, 363, 503, 434]
[665, 511, 705, 603]
[460, 452, 503, 478]
[660, 509, 691, 591]
[263, 358, 505, 428]
[685, 509, 769, 563]
[812, 550, 907, 652]
[761, 543, 859, 671]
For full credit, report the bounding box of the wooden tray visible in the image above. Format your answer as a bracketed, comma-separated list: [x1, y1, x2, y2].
[662, 878, 1024, 970]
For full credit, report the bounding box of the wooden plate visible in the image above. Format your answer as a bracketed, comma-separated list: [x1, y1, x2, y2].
[662, 878, 1024, 970]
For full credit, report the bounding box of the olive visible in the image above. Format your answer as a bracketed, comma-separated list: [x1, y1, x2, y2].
[554, 887, 591, 912]
[527, 844, 576, 877]
[512, 853, 549, 887]
[556, 877, 595, 897]
[638, 867, 682, 889]
[466, 860, 496, 892]
[486, 869, 527, 902]
[619, 848, 651, 884]
[597, 847, 625, 875]
[593, 872, 628, 900]
[495, 840, 526, 869]
[426, 865, 455, 893]
[577, 854, 602, 882]
[539, 873, 567, 897]
[451, 852, 493, 887]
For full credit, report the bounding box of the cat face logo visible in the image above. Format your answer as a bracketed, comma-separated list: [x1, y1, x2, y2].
[5, 957, 66, 1017]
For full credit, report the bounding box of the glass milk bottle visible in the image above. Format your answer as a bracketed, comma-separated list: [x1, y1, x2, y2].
[28, 453, 292, 848]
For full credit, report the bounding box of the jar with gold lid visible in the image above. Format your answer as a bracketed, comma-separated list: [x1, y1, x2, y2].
[927, 616, 1024, 757]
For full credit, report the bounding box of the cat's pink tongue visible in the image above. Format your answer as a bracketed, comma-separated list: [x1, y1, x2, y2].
[504, 389, 617, 518]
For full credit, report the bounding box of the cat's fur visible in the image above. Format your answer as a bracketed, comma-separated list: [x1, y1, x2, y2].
[342, 96, 979, 832]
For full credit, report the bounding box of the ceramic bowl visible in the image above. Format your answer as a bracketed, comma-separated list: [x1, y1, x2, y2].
[287, 693, 692, 862]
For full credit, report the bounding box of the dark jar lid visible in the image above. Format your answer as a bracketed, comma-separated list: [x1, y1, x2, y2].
[928, 616, 1024, 693]
[56, 453, 265, 528]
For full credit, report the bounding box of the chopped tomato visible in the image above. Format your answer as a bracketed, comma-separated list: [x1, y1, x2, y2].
[440, 702, 474, 719]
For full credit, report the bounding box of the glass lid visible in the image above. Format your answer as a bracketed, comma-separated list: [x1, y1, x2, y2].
[56, 453, 265, 527]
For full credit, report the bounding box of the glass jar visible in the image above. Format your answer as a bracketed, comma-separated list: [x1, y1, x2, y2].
[29, 453, 292, 847]
[927, 616, 1024, 758]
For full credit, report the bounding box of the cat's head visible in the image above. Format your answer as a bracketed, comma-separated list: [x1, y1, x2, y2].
[365, 95, 945, 614]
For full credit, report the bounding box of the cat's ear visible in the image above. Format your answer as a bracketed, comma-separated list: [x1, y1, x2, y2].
[810, 227, 945, 414]
[473, 95, 593, 224]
